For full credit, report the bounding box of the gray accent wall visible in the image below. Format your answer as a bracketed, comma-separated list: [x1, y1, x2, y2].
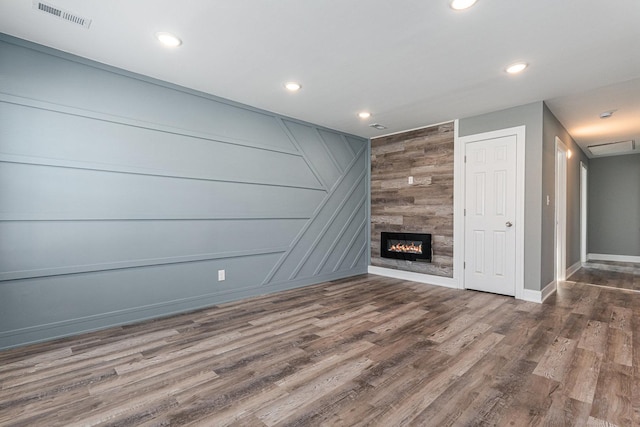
[0, 35, 368, 349]
[588, 153, 640, 257]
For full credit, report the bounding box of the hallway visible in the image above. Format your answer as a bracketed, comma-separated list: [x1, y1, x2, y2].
[568, 261, 640, 293]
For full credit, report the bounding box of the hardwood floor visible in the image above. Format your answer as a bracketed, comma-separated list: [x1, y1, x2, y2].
[568, 261, 640, 293]
[1, 272, 638, 426]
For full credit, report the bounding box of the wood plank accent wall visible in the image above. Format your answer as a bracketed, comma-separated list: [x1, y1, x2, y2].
[370, 122, 454, 277]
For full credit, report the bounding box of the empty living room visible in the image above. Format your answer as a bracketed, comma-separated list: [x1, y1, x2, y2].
[1, 1, 639, 426]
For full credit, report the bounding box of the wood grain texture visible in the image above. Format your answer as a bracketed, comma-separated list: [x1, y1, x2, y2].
[569, 261, 640, 293]
[0, 266, 639, 426]
[370, 122, 454, 278]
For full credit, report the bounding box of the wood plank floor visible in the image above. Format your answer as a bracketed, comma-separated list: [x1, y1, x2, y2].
[1, 272, 638, 426]
[568, 261, 640, 293]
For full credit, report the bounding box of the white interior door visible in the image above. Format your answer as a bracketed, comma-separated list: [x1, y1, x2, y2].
[464, 135, 517, 296]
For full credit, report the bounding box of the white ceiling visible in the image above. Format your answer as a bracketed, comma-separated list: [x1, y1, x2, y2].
[1, 0, 639, 157]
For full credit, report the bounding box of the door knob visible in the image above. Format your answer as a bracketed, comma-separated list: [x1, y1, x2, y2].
[506, 221, 513, 227]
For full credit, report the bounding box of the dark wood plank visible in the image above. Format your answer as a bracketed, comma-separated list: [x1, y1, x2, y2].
[590, 361, 634, 426]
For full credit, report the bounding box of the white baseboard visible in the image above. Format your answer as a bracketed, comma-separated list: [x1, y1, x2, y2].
[541, 280, 557, 302]
[521, 280, 556, 304]
[521, 288, 541, 303]
[367, 266, 460, 289]
[368, 266, 550, 303]
[566, 261, 582, 278]
[587, 253, 640, 263]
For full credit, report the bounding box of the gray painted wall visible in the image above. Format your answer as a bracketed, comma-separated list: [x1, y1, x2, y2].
[0, 35, 368, 349]
[458, 102, 590, 291]
[458, 102, 544, 291]
[588, 153, 640, 256]
[542, 105, 589, 278]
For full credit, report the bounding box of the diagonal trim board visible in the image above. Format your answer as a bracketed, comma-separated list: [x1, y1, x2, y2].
[314, 195, 367, 276]
[289, 169, 366, 280]
[276, 117, 330, 191]
[262, 127, 366, 286]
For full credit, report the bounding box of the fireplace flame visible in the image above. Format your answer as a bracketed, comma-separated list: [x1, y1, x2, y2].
[389, 242, 422, 254]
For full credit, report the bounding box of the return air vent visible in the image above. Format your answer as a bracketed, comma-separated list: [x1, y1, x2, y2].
[33, 1, 92, 29]
[587, 140, 636, 157]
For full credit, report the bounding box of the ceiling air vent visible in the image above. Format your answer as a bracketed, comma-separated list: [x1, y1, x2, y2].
[369, 123, 388, 130]
[33, 1, 92, 29]
[587, 140, 635, 157]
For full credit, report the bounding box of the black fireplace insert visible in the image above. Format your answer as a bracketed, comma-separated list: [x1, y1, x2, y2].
[380, 232, 432, 262]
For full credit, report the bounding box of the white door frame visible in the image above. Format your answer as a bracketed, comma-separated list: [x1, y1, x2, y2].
[580, 161, 588, 264]
[555, 137, 568, 282]
[454, 125, 526, 299]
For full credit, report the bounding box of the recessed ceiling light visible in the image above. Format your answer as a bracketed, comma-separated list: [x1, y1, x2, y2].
[358, 111, 372, 119]
[505, 62, 528, 74]
[284, 82, 302, 92]
[155, 32, 182, 47]
[450, 0, 478, 10]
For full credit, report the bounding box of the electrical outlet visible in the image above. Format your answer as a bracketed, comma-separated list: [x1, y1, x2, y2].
[408, 176, 414, 185]
[218, 269, 225, 281]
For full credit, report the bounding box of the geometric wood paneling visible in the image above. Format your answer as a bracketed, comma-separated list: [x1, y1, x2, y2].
[370, 122, 454, 277]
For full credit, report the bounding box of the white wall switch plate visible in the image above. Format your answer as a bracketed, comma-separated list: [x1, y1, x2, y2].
[218, 269, 225, 281]
[408, 176, 414, 185]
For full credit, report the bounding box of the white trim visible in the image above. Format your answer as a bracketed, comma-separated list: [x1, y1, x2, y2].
[521, 288, 542, 303]
[567, 260, 582, 278]
[368, 266, 459, 289]
[452, 119, 464, 290]
[555, 137, 568, 283]
[588, 253, 640, 263]
[522, 280, 557, 304]
[541, 280, 557, 302]
[580, 162, 588, 264]
[456, 125, 526, 300]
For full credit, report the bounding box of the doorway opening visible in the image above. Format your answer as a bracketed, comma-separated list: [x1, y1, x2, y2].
[555, 137, 568, 283]
[580, 161, 588, 264]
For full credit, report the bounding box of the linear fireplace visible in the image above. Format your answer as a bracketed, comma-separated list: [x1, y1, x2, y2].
[380, 232, 432, 262]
